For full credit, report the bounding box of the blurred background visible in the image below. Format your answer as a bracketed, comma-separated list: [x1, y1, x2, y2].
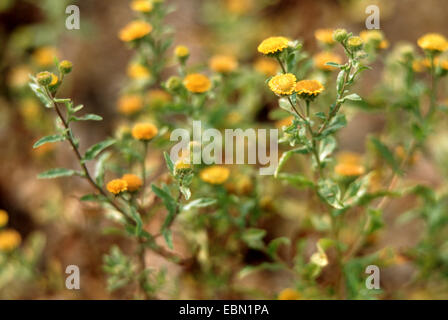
[0, 0, 447, 299]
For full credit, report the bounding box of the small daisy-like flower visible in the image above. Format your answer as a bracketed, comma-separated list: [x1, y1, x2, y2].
[295, 79, 324, 99]
[313, 51, 342, 71]
[127, 63, 151, 80]
[59, 60, 73, 74]
[200, 165, 230, 185]
[132, 123, 158, 141]
[107, 179, 128, 195]
[257, 36, 289, 55]
[119, 20, 153, 42]
[315, 28, 335, 45]
[174, 45, 189, 58]
[268, 73, 296, 96]
[253, 58, 279, 76]
[417, 33, 448, 53]
[183, 73, 212, 93]
[0, 229, 21, 252]
[275, 115, 294, 129]
[334, 163, 365, 177]
[36, 71, 53, 86]
[174, 158, 192, 175]
[0, 210, 8, 228]
[130, 0, 153, 12]
[347, 36, 364, 51]
[209, 54, 238, 73]
[121, 174, 143, 192]
[118, 95, 143, 115]
[278, 288, 301, 300]
[33, 47, 58, 67]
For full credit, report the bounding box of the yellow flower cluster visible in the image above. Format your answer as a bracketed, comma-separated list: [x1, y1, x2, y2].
[200, 165, 230, 185]
[268, 73, 296, 96]
[132, 123, 158, 140]
[257, 36, 289, 55]
[183, 73, 211, 93]
[119, 20, 153, 42]
[209, 54, 238, 73]
[417, 33, 448, 53]
[107, 179, 128, 195]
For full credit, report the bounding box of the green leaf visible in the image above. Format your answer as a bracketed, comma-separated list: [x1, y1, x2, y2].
[71, 114, 103, 121]
[317, 179, 344, 209]
[83, 139, 116, 162]
[37, 168, 81, 179]
[267, 237, 290, 259]
[29, 82, 52, 108]
[242, 228, 266, 250]
[163, 152, 174, 175]
[277, 172, 314, 189]
[342, 93, 362, 102]
[33, 134, 65, 148]
[325, 61, 342, 68]
[370, 137, 400, 172]
[179, 185, 191, 200]
[129, 206, 143, 236]
[162, 229, 173, 249]
[95, 152, 110, 187]
[318, 136, 337, 162]
[80, 194, 108, 202]
[319, 114, 347, 137]
[366, 208, 384, 234]
[275, 147, 309, 177]
[183, 198, 216, 211]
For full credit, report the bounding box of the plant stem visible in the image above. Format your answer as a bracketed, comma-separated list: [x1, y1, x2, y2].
[276, 56, 287, 74]
[141, 142, 148, 205]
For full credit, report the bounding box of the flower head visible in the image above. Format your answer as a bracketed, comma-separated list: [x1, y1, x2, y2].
[360, 30, 388, 50]
[209, 54, 238, 73]
[278, 288, 300, 300]
[0, 210, 8, 228]
[347, 36, 364, 51]
[268, 73, 296, 96]
[275, 116, 294, 129]
[119, 20, 152, 42]
[0, 229, 21, 252]
[313, 51, 342, 71]
[335, 163, 365, 177]
[295, 79, 324, 99]
[200, 165, 230, 185]
[254, 58, 278, 76]
[183, 73, 211, 93]
[417, 33, 448, 53]
[147, 89, 171, 107]
[121, 174, 143, 192]
[118, 95, 143, 115]
[131, 0, 153, 12]
[33, 47, 58, 67]
[107, 179, 128, 195]
[132, 123, 158, 140]
[333, 28, 348, 43]
[49, 73, 59, 86]
[315, 28, 335, 45]
[174, 158, 192, 175]
[127, 63, 151, 80]
[257, 36, 289, 55]
[36, 71, 53, 86]
[59, 60, 73, 74]
[174, 45, 189, 58]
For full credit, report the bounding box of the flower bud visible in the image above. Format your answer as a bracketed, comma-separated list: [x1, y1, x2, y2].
[333, 28, 348, 43]
[36, 71, 52, 86]
[59, 60, 73, 74]
[347, 36, 364, 51]
[166, 76, 182, 91]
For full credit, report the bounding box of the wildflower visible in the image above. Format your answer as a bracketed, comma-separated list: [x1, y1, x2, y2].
[131, 0, 153, 12]
[275, 116, 294, 128]
[257, 36, 289, 55]
[209, 54, 238, 73]
[295, 79, 324, 99]
[417, 33, 448, 53]
[49, 73, 59, 86]
[121, 174, 143, 192]
[166, 76, 182, 91]
[412, 59, 424, 73]
[200, 165, 230, 185]
[333, 28, 348, 43]
[313, 51, 342, 71]
[278, 288, 301, 300]
[107, 179, 128, 195]
[335, 163, 365, 177]
[310, 248, 329, 267]
[254, 58, 278, 76]
[183, 73, 211, 93]
[235, 175, 253, 195]
[118, 95, 143, 115]
[59, 60, 73, 74]
[174, 45, 189, 59]
[132, 123, 158, 141]
[0, 229, 21, 251]
[127, 63, 151, 80]
[347, 36, 364, 51]
[315, 28, 335, 45]
[268, 73, 296, 96]
[0, 210, 8, 228]
[36, 71, 52, 86]
[119, 20, 152, 42]
[147, 89, 171, 107]
[33, 47, 58, 67]
[174, 158, 192, 175]
[8, 65, 32, 88]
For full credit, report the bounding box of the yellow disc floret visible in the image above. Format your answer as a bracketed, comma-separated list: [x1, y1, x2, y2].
[200, 165, 230, 185]
[118, 95, 144, 115]
[131, 0, 153, 12]
[107, 179, 128, 195]
[119, 20, 152, 42]
[0, 210, 8, 228]
[183, 73, 212, 93]
[209, 55, 238, 73]
[121, 174, 143, 192]
[313, 51, 342, 71]
[417, 33, 448, 53]
[257, 36, 289, 55]
[315, 28, 335, 45]
[132, 123, 158, 141]
[278, 288, 301, 300]
[295, 79, 324, 99]
[0, 229, 21, 252]
[268, 73, 296, 95]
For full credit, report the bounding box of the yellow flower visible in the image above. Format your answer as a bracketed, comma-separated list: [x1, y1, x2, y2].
[315, 28, 335, 45]
[254, 58, 278, 76]
[183, 73, 211, 93]
[119, 20, 152, 42]
[7, 65, 32, 88]
[0, 229, 21, 252]
[225, 0, 253, 14]
[268, 73, 296, 95]
[132, 123, 158, 140]
[131, 0, 153, 12]
[127, 63, 151, 79]
[275, 116, 294, 128]
[174, 158, 192, 174]
[107, 179, 128, 195]
[49, 73, 58, 86]
[209, 54, 238, 73]
[226, 111, 242, 124]
[121, 174, 143, 192]
[200, 165, 230, 185]
[360, 30, 389, 50]
[0, 210, 8, 228]
[147, 89, 171, 108]
[412, 59, 424, 73]
[295, 79, 324, 99]
[257, 36, 289, 55]
[313, 51, 342, 71]
[118, 95, 143, 115]
[417, 33, 448, 53]
[347, 36, 364, 51]
[336, 151, 362, 165]
[278, 288, 301, 300]
[174, 45, 189, 58]
[335, 163, 365, 177]
[33, 47, 58, 67]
